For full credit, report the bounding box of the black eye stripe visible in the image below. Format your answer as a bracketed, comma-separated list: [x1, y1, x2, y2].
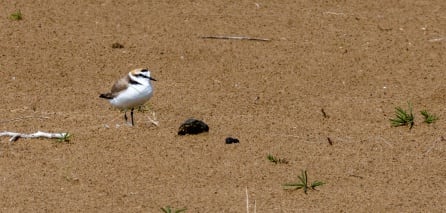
[136, 73, 150, 78]
[141, 69, 148, 72]
[129, 78, 142, 85]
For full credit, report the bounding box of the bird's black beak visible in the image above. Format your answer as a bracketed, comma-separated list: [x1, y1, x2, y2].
[149, 77, 157, 81]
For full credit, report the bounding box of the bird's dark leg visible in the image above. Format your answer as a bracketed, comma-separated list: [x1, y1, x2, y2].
[124, 111, 128, 122]
[130, 108, 135, 126]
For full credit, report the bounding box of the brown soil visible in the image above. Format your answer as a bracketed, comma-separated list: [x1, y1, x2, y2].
[1, 1, 445, 212]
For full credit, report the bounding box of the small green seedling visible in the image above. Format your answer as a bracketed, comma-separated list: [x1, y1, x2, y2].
[161, 206, 187, 213]
[390, 102, 414, 129]
[267, 154, 288, 164]
[10, 10, 22, 20]
[56, 133, 72, 143]
[283, 170, 325, 194]
[420, 110, 438, 124]
[137, 103, 152, 113]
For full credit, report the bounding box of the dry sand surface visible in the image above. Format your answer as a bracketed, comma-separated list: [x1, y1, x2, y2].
[1, 1, 445, 212]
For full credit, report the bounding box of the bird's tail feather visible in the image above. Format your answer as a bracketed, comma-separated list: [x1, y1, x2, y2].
[99, 93, 114, 99]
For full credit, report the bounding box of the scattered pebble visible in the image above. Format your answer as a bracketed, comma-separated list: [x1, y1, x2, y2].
[225, 137, 239, 144]
[178, 118, 209, 135]
[112, 42, 124, 49]
[327, 137, 333, 145]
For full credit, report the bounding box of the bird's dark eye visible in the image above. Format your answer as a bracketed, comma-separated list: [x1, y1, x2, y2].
[141, 69, 148, 72]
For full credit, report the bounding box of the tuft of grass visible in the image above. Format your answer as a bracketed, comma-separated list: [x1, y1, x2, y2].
[56, 133, 72, 143]
[390, 102, 414, 129]
[267, 154, 288, 164]
[420, 110, 438, 124]
[10, 10, 22, 20]
[161, 206, 187, 213]
[283, 170, 325, 194]
[137, 103, 152, 113]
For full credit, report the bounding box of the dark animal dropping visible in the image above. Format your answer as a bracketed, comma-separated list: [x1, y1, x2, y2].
[111, 42, 124, 49]
[225, 137, 239, 144]
[178, 118, 209, 135]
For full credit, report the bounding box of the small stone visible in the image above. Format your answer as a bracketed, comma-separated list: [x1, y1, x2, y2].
[112, 42, 124, 49]
[178, 118, 209, 135]
[225, 137, 239, 144]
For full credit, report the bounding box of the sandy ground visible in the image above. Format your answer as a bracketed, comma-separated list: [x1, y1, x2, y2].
[1, 0, 445, 212]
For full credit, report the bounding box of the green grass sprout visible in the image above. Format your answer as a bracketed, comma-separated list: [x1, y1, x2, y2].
[56, 133, 72, 143]
[161, 206, 187, 213]
[137, 103, 152, 113]
[390, 102, 414, 129]
[283, 170, 325, 194]
[420, 110, 438, 124]
[267, 154, 288, 164]
[10, 10, 22, 20]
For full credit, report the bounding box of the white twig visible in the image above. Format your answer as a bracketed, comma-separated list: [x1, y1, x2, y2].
[245, 187, 257, 213]
[254, 199, 256, 213]
[376, 136, 393, 148]
[323, 11, 346, 16]
[246, 187, 249, 213]
[428, 37, 445, 42]
[0, 131, 69, 142]
[200, 35, 271, 41]
[147, 111, 159, 127]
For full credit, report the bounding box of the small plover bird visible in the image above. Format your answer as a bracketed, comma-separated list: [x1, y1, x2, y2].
[99, 68, 156, 126]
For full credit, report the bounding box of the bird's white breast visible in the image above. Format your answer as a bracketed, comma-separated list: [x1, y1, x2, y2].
[110, 83, 153, 109]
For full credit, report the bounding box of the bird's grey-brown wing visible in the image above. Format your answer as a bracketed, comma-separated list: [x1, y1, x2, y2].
[99, 75, 130, 99]
[110, 75, 130, 95]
